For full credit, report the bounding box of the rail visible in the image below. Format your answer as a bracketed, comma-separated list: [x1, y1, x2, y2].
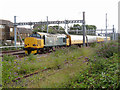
[0, 45, 24, 49]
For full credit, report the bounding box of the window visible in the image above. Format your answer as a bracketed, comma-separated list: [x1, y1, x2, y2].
[10, 28, 13, 32]
[0, 25, 5, 29]
[29, 34, 41, 38]
[63, 38, 66, 43]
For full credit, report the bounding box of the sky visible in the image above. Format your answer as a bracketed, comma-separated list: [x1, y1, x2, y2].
[0, 0, 119, 32]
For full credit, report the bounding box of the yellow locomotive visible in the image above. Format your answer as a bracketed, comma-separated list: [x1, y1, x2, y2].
[24, 32, 110, 54]
[24, 32, 70, 54]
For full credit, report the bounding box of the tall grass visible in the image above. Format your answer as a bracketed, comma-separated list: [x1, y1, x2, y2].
[0, 57, 2, 89]
[2, 41, 119, 88]
[94, 41, 118, 58]
[3, 45, 94, 88]
[69, 41, 120, 88]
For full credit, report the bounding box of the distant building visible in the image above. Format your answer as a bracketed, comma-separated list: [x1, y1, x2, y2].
[0, 19, 32, 45]
[0, 20, 13, 41]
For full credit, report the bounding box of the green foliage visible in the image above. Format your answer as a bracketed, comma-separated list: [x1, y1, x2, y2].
[90, 42, 97, 47]
[28, 54, 36, 61]
[95, 41, 118, 58]
[70, 24, 97, 30]
[33, 25, 65, 34]
[2, 41, 119, 88]
[3, 55, 15, 62]
[67, 41, 119, 88]
[70, 24, 82, 30]
[69, 53, 119, 88]
[86, 25, 97, 30]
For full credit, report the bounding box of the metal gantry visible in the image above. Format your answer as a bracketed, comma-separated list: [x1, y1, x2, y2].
[15, 20, 83, 26]
[14, 12, 86, 47]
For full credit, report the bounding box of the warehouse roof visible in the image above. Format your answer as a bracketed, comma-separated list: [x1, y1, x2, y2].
[0, 19, 13, 27]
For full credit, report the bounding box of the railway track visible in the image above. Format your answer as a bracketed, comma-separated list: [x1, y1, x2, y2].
[0, 50, 25, 57]
[8, 57, 89, 88]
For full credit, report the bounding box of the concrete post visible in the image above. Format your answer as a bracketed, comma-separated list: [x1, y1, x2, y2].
[83, 12, 86, 47]
[14, 16, 17, 47]
[47, 16, 48, 33]
[113, 25, 114, 40]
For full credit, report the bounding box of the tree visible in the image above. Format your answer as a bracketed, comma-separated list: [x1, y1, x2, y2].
[70, 24, 82, 30]
[85, 25, 97, 30]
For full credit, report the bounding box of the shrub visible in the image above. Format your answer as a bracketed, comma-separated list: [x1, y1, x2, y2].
[28, 54, 36, 61]
[3, 55, 15, 62]
[95, 41, 118, 58]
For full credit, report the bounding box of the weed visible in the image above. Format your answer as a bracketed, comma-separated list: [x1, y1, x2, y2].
[28, 54, 36, 61]
[3, 55, 15, 62]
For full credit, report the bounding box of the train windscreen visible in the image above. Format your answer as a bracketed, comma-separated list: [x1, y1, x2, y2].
[29, 34, 41, 38]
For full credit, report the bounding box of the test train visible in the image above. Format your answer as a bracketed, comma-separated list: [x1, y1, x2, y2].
[23, 32, 110, 54]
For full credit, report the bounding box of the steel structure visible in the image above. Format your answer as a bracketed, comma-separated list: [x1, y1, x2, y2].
[15, 20, 83, 26]
[14, 12, 86, 47]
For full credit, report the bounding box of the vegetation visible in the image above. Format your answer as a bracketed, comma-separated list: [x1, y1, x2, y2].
[70, 24, 96, 30]
[33, 24, 97, 35]
[0, 57, 2, 90]
[33, 25, 65, 34]
[2, 47, 23, 51]
[68, 41, 119, 88]
[2, 41, 119, 88]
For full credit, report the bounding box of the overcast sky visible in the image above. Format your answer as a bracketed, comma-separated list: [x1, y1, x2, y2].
[0, 0, 119, 32]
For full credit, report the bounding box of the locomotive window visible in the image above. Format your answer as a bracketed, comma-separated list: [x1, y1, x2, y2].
[29, 34, 41, 38]
[37, 34, 41, 38]
[29, 34, 36, 37]
[63, 38, 66, 43]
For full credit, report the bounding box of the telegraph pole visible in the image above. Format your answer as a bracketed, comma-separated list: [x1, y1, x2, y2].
[83, 12, 86, 47]
[47, 16, 48, 33]
[106, 13, 107, 42]
[14, 16, 17, 47]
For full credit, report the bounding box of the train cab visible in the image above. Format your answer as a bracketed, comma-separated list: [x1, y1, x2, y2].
[24, 32, 44, 54]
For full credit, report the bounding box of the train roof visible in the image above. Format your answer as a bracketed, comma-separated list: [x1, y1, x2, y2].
[37, 32, 66, 38]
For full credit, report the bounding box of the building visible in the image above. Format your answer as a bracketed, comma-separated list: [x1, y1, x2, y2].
[0, 19, 32, 46]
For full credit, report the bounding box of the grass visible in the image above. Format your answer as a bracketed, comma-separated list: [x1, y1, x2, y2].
[28, 58, 88, 88]
[0, 57, 2, 89]
[2, 41, 120, 88]
[68, 41, 120, 88]
[2, 46, 94, 88]
[69, 53, 119, 88]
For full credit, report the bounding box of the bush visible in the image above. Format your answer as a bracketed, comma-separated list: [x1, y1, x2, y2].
[95, 41, 118, 58]
[3, 55, 15, 62]
[28, 54, 36, 61]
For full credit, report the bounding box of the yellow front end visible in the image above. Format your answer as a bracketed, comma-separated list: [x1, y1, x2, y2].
[66, 38, 70, 46]
[24, 37, 44, 54]
[107, 37, 110, 41]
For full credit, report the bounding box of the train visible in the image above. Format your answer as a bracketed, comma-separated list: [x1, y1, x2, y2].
[23, 32, 110, 54]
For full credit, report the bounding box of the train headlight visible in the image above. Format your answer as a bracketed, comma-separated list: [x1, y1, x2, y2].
[33, 44, 36, 46]
[24, 44, 27, 47]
